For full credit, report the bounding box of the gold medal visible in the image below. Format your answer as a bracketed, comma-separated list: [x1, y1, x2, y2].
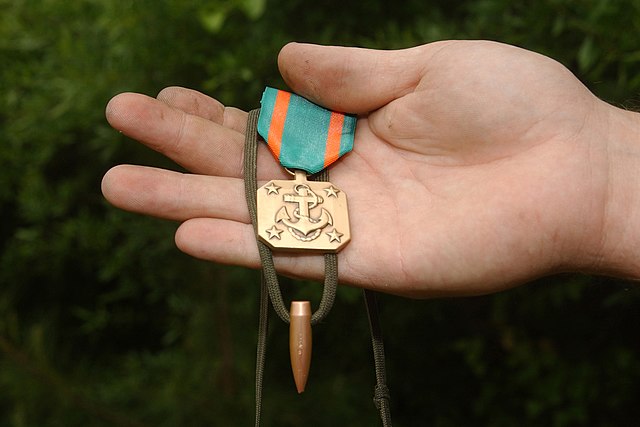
[257, 170, 350, 253]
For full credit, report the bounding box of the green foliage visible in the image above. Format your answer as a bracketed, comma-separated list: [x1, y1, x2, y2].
[1, 0, 639, 426]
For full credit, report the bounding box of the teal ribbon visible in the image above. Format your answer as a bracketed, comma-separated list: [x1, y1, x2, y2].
[257, 87, 356, 174]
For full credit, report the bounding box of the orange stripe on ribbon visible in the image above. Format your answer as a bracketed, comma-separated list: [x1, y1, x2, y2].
[324, 112, 344, 168]
[268, 90, 291, 159]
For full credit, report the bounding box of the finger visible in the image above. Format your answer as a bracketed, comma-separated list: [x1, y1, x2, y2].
[156, 86, 248, 133]
[101, 164, 250, 223]
[175, 217, 326, 280]
[106, 92, 243, 175]
[175, 218, 260, 267]
[277, 42, 433, 113]
[106, 92, 284, 178]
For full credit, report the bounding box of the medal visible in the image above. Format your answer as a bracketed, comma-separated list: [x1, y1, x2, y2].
[245, 89, 392, 426]
[257, 169, 350, 253]
[255, 87, 355, 393]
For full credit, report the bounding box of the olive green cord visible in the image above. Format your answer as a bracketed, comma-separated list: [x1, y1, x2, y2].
[244, 108, 392, 426]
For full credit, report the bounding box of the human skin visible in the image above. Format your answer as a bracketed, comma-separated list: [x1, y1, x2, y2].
[101, 40, 640, 298]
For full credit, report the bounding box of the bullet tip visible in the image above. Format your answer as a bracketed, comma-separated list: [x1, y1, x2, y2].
[290, 301, 312, 395]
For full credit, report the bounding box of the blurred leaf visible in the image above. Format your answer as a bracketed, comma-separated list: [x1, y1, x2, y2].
[242, 0, 266, 19]
[577, 36, 597, 72]
[199, 9, 227, 33]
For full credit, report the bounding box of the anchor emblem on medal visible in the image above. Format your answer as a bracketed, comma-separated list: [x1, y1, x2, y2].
[257, 170, 350, 253]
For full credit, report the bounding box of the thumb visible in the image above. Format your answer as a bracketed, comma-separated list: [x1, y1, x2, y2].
[277, 42, 427, 114]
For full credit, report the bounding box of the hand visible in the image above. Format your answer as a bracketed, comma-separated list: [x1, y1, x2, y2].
[101, 40, 640, 297]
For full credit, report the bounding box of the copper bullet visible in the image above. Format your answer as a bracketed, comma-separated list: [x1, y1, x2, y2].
[290, 301, 312, 393]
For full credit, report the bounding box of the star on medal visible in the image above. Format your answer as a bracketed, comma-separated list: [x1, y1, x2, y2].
[323, 185, 340, 198]
[326, 229, 343, 243]
[265, 225, 283, 240]
[264, 182, 280, 195]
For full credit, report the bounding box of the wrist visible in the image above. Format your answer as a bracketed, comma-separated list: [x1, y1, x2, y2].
[589, 104, 640, 278]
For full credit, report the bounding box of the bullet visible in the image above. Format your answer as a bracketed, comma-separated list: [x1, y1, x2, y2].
[289, 301, 312, 393]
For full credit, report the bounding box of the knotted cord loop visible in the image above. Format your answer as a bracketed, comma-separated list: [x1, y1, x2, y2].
[364, 289, 394, 426]
[374, 384, 391, 410]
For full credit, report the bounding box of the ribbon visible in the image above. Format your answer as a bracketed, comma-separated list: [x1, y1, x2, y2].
[257, 87, 356, 174]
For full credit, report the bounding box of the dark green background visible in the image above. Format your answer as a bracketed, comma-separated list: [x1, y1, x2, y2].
[2, 0, 640, 425]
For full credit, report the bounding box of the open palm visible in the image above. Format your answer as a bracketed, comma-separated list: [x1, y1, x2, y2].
[102, 41, 609, 297]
